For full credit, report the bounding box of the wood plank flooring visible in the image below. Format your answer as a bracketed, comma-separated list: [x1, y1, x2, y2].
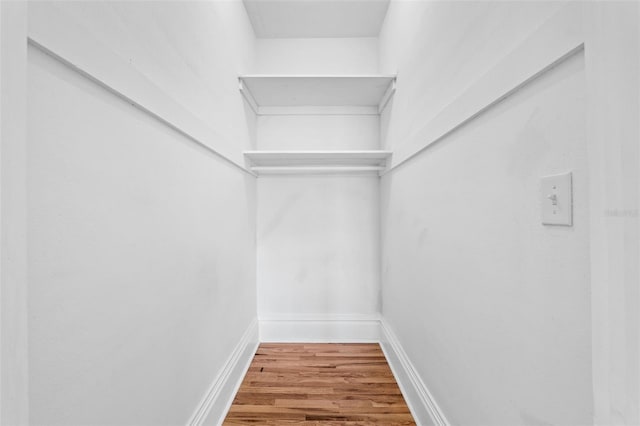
[223, 343, 416, 425]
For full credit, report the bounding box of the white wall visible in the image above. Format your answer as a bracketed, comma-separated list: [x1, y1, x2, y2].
[1, 1, 29, 424]
[379, 2, 592, 425]
[253, 31, 382, 336]
[257, 115, 379, 151]
[254, 37, 378, 75]
[586, 2, 640, 424]
[26, 2, 257, 425]
[53, 0, 257, 160]
[252, 36, 381, 152]
[257, 176, 380, 319]
[21, 1, 640, 425]
[379, 1, 563, 158]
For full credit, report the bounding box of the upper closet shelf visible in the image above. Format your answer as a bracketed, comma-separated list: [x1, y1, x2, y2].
[244, 150, 392, 176]
[238, 75, 396, 115]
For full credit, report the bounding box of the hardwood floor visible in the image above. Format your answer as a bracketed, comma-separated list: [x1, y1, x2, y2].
[223, 343, 416, 425]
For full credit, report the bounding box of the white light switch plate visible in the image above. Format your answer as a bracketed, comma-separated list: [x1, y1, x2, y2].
[541, 172, 572, 226]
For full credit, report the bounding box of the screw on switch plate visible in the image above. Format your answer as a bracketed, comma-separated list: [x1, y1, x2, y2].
[541, 172, 572, 226]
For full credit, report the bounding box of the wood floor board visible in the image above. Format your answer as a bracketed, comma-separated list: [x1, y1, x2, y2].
[223, 343, 415, 425]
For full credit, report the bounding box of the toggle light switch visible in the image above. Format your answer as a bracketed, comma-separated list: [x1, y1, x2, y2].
[541, 171, 572, 226]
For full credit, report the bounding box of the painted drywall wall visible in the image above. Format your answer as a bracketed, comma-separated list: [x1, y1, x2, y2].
[49, 0, 257, 161]
[379, 2, 592, 425]
[379, 1, 563, 159]
[1, 1, 29, 424]
[586, 2, 640, 424]
[26, 2, 257, 425]
[257, 115, 379, 151]
[254, 37, 378, 75]
[253, 32, 382, 331]
[257, 175, 380, 320]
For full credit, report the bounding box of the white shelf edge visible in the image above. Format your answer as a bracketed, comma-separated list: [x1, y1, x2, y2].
[258, 106, 379, 116]
[239, 74, 398, 79]
[244, 150, 392, 176]
[244, 150, 392, 162]
[244, 150, 392, 155]
[251, 166, 386, 174]
[238, 75, 397, 115]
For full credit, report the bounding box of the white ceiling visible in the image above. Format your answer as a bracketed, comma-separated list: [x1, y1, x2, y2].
[243, 0, 391, 39]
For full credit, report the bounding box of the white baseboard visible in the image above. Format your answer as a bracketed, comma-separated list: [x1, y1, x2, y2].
[187, 319, 259, 426]
[380, 319, 449, 426]
[259, 314, 381, 343]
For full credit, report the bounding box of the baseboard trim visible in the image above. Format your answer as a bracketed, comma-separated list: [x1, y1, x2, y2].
[259, 314, 381, 343]
[380, 319, 449, 426]
[187, 319, 259, 426]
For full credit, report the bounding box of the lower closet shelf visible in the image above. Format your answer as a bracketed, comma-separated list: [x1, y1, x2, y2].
[244, 150, 392, 176]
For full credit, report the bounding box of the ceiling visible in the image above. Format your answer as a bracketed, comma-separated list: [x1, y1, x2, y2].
[242, 0, 391, 39]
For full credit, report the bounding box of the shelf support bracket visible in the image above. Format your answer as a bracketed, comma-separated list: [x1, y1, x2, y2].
[238, 77, 260, 115]
[378, 78, 397, 114]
